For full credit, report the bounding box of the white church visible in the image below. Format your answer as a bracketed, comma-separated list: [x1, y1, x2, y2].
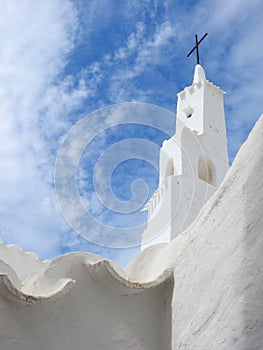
[0, 63, 262, 350]
[142, 64, 229, 250]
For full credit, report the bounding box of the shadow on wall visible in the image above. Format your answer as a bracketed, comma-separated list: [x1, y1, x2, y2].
[0, 266, 174, 350]
[198, 156, 216, 186]
[241, 145, 263, 350]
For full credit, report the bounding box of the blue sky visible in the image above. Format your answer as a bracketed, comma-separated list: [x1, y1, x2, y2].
[0, 0, 262, 266]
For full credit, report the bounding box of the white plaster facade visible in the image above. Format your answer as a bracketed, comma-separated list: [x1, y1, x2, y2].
[0, 113, 263, 349]
[141, 65, 229, 250]
[1, 62, 263, 349]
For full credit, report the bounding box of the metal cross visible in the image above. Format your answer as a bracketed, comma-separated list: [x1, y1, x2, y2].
[187, 33, 208, 65]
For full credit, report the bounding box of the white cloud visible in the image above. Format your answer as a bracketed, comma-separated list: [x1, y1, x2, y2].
[162, 0, 263, 160]
[108, 20, 177, 102]
[0, 0, 90, 258]
[1, 0, 262, 262]
[114, 22, 145, 60]
[204, 0, 263, 158]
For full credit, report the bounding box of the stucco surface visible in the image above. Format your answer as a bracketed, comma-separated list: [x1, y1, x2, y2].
[0, 114, 263, 349]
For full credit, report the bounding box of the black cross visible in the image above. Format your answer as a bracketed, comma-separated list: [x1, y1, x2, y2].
[187, 33, 208, 65]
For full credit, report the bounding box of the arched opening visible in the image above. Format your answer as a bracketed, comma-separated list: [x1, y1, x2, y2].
[165, 159, 174, 178]
[198, 157, 215, 185]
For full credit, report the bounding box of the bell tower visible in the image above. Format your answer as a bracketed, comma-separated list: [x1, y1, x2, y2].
[141, 64, 229, 250]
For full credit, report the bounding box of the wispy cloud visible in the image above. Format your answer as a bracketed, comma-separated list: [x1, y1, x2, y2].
[107, 20, 177, 103]
[164, 0, 263, 160]
[0, 0, 89, 258]
[0, 0, 262, 266]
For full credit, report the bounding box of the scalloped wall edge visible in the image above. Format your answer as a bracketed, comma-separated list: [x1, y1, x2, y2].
[0, 256, 174, 302]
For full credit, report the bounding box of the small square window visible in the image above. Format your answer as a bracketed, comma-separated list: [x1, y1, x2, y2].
[183, 106, 193, 119]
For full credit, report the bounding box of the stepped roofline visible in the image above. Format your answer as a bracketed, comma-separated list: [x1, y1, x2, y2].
[177, 65, 224, 99]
